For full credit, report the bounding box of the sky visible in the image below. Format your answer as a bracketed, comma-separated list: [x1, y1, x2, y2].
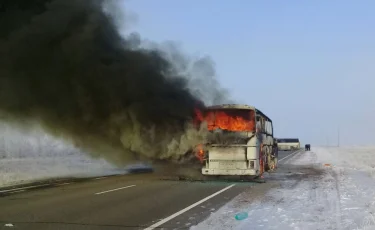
[121, 0, 375, 146]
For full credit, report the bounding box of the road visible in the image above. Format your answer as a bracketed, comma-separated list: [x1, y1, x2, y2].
[0, 150, 301, 230]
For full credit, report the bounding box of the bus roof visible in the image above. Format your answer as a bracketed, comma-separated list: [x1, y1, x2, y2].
[206, 104, 256, 110]
[205, 104, 272, 122]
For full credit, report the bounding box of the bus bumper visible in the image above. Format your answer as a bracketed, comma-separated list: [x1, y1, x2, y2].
[201, 168, 257, 176]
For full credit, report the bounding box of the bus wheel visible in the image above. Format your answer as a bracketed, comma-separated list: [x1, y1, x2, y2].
[263, 152, 268, 172]
[264, 147, 271, 171]
[267, 154, 276, 171]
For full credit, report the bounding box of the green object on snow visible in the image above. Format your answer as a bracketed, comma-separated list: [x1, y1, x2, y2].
[235, 212, 248, 220]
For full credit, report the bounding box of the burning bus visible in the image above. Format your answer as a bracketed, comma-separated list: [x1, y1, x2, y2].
[193, 104, 278, 178]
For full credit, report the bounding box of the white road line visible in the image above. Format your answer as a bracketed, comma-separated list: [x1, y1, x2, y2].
[95, 185, 136, 195]
[0, 184, 46, 193]
[143, 184, 236, 230]
[57, 183, 71, 186]
[94, 177, 106, 180]
[8, 190, 25, 194]
[279, 149, 301, 163]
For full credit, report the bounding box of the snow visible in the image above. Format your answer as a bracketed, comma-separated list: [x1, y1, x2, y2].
[191, 147, 375, 230]
[0, 122, 122, 187]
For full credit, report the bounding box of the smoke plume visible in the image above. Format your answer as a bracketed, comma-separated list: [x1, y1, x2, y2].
[0, 0, 230, 165]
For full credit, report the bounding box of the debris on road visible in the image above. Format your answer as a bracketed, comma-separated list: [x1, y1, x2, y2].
[235, 212, 248, 220]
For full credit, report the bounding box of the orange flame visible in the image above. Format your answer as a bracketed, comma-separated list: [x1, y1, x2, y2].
[194, 108, 255, 132]
[195, 144, 205, 163]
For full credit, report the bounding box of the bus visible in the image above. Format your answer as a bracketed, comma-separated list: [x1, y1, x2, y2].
[277, 138, 300, 151]
[193, 104, 278, 178]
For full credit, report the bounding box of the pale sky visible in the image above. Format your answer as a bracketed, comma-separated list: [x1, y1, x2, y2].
[123, 0, 375, 146]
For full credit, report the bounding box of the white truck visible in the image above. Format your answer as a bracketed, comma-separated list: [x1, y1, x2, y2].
[194, 104, 278, 179]
[277, 138, 300, 151]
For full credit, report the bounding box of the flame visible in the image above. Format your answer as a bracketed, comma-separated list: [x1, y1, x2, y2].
[193, 108, 204, 127]
[194, 108, 255, 132]
[195, 144, 205, 163]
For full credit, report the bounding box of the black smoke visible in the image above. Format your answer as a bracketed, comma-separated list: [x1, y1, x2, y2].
[0, 0, 229, 165]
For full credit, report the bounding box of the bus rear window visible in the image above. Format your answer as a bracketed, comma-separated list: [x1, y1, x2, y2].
[195, 109, 255, 132]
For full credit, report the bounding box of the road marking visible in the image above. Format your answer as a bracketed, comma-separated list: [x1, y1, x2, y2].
[94, 177, 106, 180]
[8, 190, 25, 194]
[57, 183, 71, 186]
[143, 184, 236, 230]
[95, 185, 136, 195]
[0, 184, 46, 193]
[279, 149, 301, 163]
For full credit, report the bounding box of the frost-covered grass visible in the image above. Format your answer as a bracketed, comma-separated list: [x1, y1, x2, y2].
[297, 146, 375, 178]
[0, 122, 120, 187]
[191, 147, 375, 230]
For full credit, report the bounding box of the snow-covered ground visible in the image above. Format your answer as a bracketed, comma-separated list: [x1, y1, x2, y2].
[191, 146, 375, 230]
[0, 122, 122, 187]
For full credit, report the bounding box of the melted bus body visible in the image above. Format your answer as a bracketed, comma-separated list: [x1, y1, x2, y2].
[194, 104, 278, 178]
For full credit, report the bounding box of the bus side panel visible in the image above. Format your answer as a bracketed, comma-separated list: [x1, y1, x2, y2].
[247, 137, 259, 173]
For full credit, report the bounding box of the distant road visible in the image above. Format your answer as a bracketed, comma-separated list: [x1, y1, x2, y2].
[0, 150, 301, 230]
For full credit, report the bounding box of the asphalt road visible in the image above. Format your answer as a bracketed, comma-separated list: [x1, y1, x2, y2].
[0, 150, 301, 230]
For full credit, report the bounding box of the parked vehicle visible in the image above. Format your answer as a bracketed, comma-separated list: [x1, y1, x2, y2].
[277, 138, 300, 151]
